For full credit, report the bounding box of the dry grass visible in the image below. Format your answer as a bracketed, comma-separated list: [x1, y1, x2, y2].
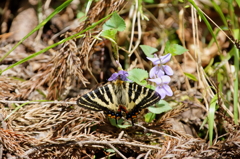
[1, 101, 239, 158]
[0, 0, 239, 158]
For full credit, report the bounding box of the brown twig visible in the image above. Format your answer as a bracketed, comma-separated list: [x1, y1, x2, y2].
[135, 124, 180, 140]
[0, 100, 76, 105]
[21, 140, 162, 158]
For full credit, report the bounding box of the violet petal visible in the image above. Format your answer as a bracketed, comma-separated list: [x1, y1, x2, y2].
[108, 73, 119, 81]
[161, 53, 171, 64]
[149, 76, 171, 85]
[146, 57, 159, 65]
[149, 66, 164, 78]
[162, 84, 173, 96]
[162, 65, 174, 75]
[155, 86, 166, 99]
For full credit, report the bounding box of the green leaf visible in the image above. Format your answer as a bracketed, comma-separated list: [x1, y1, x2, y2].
[231, 45, 239, 125]
[237, 0, 240, 7]
[184, 72, 198, 81]
[165, 42, 188, 56]
[101, 29, 118, 41]
[117, 124, 132, 128]
[103, 12, 126, 31]
[143, 0, 155, 3]
[148, 100, 172, 114]
[144, 112, 156, 123]
[128, 68, 148, 85]
[140, 45, 158, 58]
[106, 149, 115, 153]
[109, 118, 132, 128]
[77, 11, 87, 22]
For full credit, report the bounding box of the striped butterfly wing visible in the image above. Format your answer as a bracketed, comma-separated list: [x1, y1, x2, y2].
[124, 82, 161, 119]
[77, 83, 119, 112]
[129, 83, 161, 109]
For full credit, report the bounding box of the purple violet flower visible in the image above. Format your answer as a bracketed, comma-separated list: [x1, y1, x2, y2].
[147, 53, 173, 99]
[147, 53, 171, 65]
[147, 53, 173, 76]
[149, 76, 173, 99]
[108, 70, 130, 81]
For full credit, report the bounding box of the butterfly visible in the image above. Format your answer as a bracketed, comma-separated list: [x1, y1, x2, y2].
[77, 79, 161, 125]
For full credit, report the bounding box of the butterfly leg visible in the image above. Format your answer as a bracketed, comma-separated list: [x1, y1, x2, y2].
[115, 111, 122, 125]
[131, 118, 134, 126]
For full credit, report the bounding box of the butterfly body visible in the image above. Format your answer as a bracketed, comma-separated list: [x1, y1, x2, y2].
[77, 80, 161, 125]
